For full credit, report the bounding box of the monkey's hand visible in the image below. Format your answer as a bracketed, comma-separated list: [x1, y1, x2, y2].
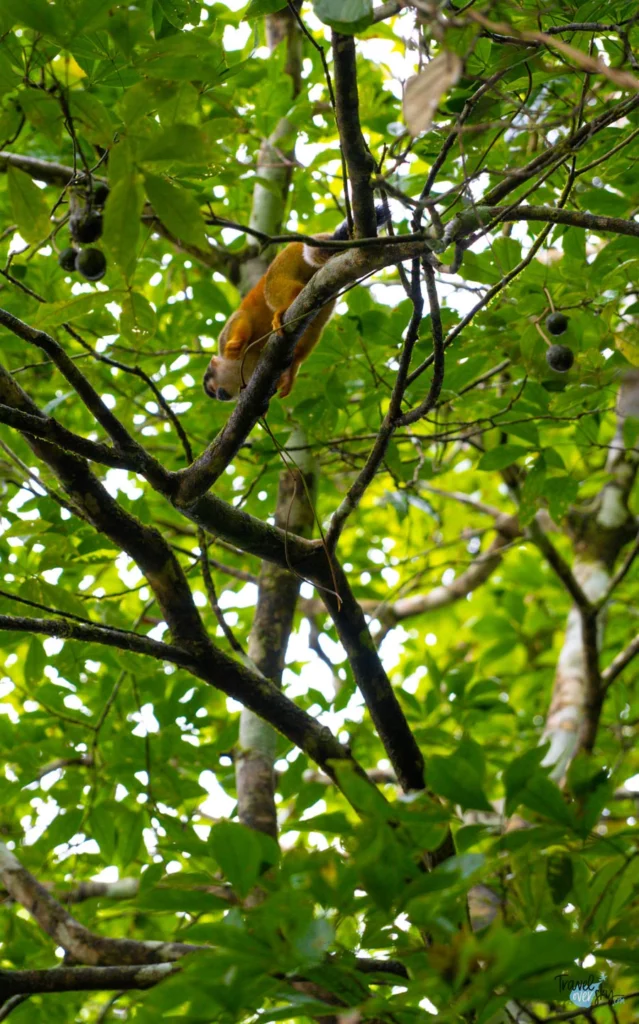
[277, 363, 298, 398]
[271, 308, 288, 336]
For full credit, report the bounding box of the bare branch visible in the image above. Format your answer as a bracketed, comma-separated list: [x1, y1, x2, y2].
[390, 530, 517, 621]
[0, 399, 131, 469]
[0, 611, 374, 792]
[331, 31, 377, 237]
[527, 517, 591, 613]
[595, 530, 639, 610]
[0, 842, 204, 966]
[326, 259, 424, 548]
[398, 261, 445, 427]
[602, 634, 639, 689]
[0, 963, 178, 995]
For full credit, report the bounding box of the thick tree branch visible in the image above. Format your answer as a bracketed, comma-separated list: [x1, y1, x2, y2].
[0, 309, 167, 486]
[485, 204, 639, 240]
[326, 259, 424, 548]
[330, 32, 377, 237]
[0, 842, 203, 966]
[0, 955, 408, 998]
[0, 963, 178, 995]
[318, 563, 425, 791]
[0, 613, 381, 802]
[238, 430, 316, 838]
[0, 366, 206, 648]
[0, 399, 131, 468]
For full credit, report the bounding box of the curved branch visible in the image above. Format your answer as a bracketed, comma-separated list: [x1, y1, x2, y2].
[0, 400, 131, 468]
[390, 529, 517, 621]
[0, 841, 203, 966]
[0, 612, 378, 802]
[602, 634, 639, 689]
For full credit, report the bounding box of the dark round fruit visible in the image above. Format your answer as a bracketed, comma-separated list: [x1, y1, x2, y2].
[75, 248, 107, 281]
[93, 183, 109, 207]
[546, 344, 574, 372]
[58, 247, 78, 272]
[545, 311, 569, 336]
[70, 210, 103, 244]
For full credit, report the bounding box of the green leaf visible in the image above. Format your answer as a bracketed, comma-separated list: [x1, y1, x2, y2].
[141, 124, 215, 165]
[155, 0, 202, 29]
[210, 821, 262, 898]
[24, 637, 45, 685]
[596, 945, 639, 966]
[102, 172, 144, 280]
[0, 51, 19, 97]
[563, 227, 586, 262]
[427, 754, 493, 812]
[491, 235, 522, 273]
[120, 291, 157, 344]
[143, 171, 208, 248]
[478, 444, 529, 471]
[544, 475, 579, 522]
[90, 803, 118, 861]
[7, 165, 50, 243]
[1, 0, 64, 37]
[69, 90, 115, 147]
[35, 292, 113, 329]
[312, 0, 373, 32]
[245, 0, 288, 17]
[17, 89, 62, 144]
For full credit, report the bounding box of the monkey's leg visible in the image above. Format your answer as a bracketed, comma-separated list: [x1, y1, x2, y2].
[277, 302, 336, 397]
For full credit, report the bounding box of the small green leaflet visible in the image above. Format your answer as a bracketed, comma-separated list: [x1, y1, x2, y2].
[144, 171, 208, 248]
[7, 165, 50, 243]
[102, 173, 144, 281]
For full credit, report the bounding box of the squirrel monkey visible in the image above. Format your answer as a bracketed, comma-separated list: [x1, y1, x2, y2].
[203, 207, 389, 402]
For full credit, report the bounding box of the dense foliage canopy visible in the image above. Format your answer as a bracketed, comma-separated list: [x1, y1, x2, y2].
[0, 0, 638, 1021]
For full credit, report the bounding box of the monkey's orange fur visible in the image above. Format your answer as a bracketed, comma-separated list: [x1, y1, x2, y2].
[203, 239, 336, 402]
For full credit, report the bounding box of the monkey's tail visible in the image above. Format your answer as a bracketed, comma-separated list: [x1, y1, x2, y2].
[331, 202, 390, 242]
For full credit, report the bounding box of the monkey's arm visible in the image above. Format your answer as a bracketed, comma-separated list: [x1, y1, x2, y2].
[220, 310, 255, 359]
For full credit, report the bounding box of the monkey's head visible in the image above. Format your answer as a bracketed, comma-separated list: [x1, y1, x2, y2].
[203, 341, 263, 402]
[203, 355, 243, 402]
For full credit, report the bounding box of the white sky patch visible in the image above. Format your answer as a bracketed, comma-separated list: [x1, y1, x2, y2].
[104, 469, 144, 500]
[199, 769, 236, 819]
[8, 231, 27, 254]
[131, 703, 160, 737]
[23, 797, 59, 845]
[115, 551, 143, 588]
[223, 22, 251, 50]
[43, 637, 64, 656]
[218, 582, 258, 609]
